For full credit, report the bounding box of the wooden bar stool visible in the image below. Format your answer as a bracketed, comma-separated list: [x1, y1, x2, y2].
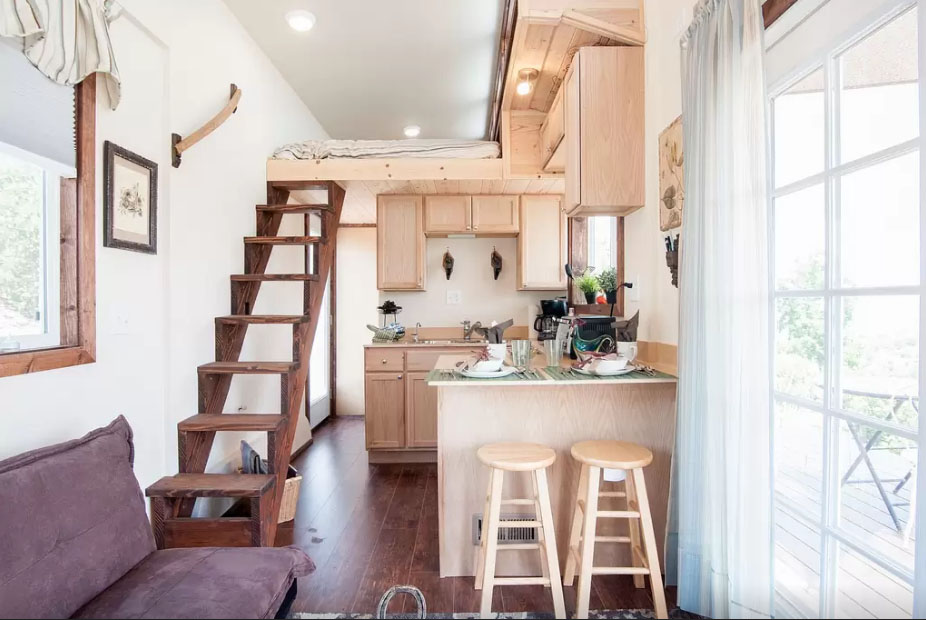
[563, 440, 668, 619]
[474, 442, 566, 618]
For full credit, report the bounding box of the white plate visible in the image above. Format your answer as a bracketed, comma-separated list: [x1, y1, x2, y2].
[573, 366, 636, 377]
[456, 365, 518, 379]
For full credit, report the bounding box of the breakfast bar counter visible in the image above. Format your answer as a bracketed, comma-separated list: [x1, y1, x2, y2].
[429, 354, 678, 578]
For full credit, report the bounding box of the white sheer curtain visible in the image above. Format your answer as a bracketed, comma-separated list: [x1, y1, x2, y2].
[669, 0, 772, 617]
[0, 0, 120, 108]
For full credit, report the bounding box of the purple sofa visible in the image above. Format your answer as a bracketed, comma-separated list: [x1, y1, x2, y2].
[0, 416, 314, 619]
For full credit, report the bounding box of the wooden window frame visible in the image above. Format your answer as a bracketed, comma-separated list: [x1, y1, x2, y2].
[567, 215, 625, 317]
[0, 75, 96, 377]
[763, 0, 801, 28]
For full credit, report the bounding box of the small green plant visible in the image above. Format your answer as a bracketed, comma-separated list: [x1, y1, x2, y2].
[597, 267, 618, 292]
[576, 270, 599, 295]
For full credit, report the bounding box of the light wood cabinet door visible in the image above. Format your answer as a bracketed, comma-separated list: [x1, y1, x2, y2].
[364, 372, 406, 449]
[564, 61, 581, 212]
[405, 371, 438, 448]
[471, 195, 519, 234]
[518, 195, 567, 290]
[377, 195, 425, 290]
[425, 195, 471, 234]
[565, 47, 644, 216]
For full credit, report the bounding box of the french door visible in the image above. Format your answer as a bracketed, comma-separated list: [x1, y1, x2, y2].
[767, 0, 925, 617]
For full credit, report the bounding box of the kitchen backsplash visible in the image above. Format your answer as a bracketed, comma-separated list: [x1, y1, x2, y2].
[381, 237, 562, 329]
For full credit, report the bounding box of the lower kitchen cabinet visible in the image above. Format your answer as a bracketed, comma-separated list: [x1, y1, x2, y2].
[364, 372, 406, 450]
[405, 371, 438, 448]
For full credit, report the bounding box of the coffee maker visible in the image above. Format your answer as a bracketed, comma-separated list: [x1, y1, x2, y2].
[533, 298, 568, 341]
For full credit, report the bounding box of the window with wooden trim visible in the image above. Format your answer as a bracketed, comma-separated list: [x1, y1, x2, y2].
[567, 215, 625, 316]
[0, 74, 96, 377]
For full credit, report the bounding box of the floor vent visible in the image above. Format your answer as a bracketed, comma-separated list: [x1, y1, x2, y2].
[472, 513, 538, 545]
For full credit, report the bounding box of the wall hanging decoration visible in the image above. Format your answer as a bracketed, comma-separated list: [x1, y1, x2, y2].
[442, 248, 454, 280]
[171, 83, 242, 167]
[659, 115, 685, 231]
[665, 234, 679, 287]
[490, 247, 503, 280]
[103, 141, 158, 254]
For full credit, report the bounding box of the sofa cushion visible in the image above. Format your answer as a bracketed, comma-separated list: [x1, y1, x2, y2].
[72, 546, 315, 619]
[0, 416, 156, 619]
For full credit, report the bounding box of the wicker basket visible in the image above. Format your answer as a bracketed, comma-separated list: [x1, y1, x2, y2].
[278, 468, 303, 523]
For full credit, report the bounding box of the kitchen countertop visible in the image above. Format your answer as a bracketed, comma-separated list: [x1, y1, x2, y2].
[426, 353, 676, 386]
[364, 339, 497, 348]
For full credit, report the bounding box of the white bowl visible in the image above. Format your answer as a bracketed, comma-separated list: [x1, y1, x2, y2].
[473, 358, 505, 372]
[593, 358, 629, 373]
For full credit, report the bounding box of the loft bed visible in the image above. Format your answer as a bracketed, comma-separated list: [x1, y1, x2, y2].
[265, 0, 645, 187]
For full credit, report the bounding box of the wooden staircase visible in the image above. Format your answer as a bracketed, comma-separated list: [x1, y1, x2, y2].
[146, 182, 344, 549]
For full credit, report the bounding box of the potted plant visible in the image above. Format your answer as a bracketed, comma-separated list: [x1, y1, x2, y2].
[597, 267, 619, 303]
[576, 270, 600, 304]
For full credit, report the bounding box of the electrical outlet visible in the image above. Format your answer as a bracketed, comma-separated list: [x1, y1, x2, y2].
[630, 276, 640, 302]
[447, 290, 462, 305]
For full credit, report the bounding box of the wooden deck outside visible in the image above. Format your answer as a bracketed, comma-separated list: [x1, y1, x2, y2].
[774, 425, 916, 618]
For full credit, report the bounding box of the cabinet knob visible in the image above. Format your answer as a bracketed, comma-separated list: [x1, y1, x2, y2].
[381, 359, 388, 364]
[397, 374, 403, 379]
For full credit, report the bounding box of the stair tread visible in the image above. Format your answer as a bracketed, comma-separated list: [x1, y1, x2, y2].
[216, 314, 309, 324]
[230, 273, 318, 281]
[178, 414, 286, 432]
[256, 204, 332, 213]
[244, 235, 323, 245]
[198, 361, 296, 374]
[146, 473, 275, 498]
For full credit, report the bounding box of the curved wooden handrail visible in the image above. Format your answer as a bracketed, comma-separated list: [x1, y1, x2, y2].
[172, 83, 242, 167]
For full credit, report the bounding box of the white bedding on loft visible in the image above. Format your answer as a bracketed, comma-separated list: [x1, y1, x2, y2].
[272, 139, 501, 160]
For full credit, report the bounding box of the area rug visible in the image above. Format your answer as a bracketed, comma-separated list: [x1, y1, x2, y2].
[292, 610, 695, 619]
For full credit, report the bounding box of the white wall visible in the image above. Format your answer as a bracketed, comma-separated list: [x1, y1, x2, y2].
[623, 0, 696, 346]
[0, 1, 329, 498]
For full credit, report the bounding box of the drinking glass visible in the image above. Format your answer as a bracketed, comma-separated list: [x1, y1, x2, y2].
[511, 340, 532, 370]
[544, 339, 563, 367]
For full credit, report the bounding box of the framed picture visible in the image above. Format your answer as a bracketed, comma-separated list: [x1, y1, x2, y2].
[658, 115, 684, 232]
[103, 141, 157, 254]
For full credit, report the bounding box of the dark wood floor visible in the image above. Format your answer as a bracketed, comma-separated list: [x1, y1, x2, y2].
[290, 415, 676, 616]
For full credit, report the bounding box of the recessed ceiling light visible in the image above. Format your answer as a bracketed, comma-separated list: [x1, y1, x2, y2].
[404, 125, 421, 138]
[285, 9, 316, 32]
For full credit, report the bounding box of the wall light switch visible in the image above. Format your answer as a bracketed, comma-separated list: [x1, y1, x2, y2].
[446, 290, 462, 305]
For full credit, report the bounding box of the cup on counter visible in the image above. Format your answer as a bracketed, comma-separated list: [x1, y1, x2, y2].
[510, 340, 532, 370]
[543, 339, 563, 367]
[617, 341, 638, 362]
[486, 343, 507, 361]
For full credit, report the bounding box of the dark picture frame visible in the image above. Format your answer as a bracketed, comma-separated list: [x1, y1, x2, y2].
[103, 140, 157, 254]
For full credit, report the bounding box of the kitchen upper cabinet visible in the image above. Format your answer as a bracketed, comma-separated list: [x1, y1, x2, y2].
[364, 372, 406, 450]
[540, 86, 565, 173]
[377, 195, 425, 290]
[518, 195, 567, 290]
[425, 195, 471, 234]
[405, 371, 438, 448]
[563, 46, 644, 216]
[471, 195, 519, 234]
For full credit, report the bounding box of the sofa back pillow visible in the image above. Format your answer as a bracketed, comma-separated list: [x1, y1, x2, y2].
[0, 416, 156, 618]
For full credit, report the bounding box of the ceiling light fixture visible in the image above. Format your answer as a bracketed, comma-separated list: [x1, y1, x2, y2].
[403, 125, 421, 138]
[285, 9, 316, 32]
[516, 68, 539, 96]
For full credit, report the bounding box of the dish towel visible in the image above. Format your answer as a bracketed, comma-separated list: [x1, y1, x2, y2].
[0, 0, 121, 108]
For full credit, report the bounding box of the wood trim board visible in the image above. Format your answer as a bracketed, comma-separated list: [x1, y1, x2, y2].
[267, 158, 505, 183]
[763, 0, 800, 27]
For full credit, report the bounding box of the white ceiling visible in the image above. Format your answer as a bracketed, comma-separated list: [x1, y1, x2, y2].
[224, 0, 503, 140]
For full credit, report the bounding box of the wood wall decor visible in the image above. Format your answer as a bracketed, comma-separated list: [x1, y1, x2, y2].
[658, 116, 684, 232]
[103, 141, 158, 254]
[171, 83, 241, 168]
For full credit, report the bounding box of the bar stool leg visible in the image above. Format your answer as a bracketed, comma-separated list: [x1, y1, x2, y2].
[530, 471, 551, 587]
[562, 463, 589, 586]
[474, 478, 493, 591]
[535, 468, 566, 618]
[480, 468, 504, 617]
[632, 467, 668, 619]
[624, 471, 646, 589]
[576, 465, 601, 620]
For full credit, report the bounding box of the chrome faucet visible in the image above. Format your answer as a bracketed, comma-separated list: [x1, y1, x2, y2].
[414, 322, 422, 343]
[461, 320, 481, 341]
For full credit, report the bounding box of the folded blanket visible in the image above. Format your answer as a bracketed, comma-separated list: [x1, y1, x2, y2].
[273, 139, 501, 160]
